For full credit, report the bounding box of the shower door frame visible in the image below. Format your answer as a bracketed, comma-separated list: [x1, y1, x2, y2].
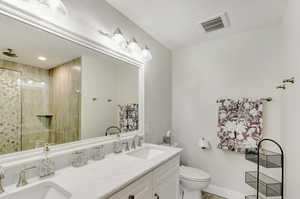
[0, 1, 145, 165]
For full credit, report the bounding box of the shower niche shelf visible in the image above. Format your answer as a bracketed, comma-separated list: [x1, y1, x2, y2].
[245, 171, 282, 197]
[244, 139, 284, 199]
[246, 148, 282, 168]
[36, 114, 54, 117]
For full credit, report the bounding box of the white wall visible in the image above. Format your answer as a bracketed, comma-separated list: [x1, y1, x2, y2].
[281, 1, 300, 198]
[67, 0, 172, 143]
[81, 54, 117, 139]
[115, 63, 139, 106]
[172, 25, 285, 195]
[3, 0, 172, 143]
[81, 54, 139, 138]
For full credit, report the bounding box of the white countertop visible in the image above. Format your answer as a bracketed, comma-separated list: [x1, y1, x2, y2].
[2, 144, 182, 199]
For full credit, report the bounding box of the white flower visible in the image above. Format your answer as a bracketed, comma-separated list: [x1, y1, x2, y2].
[236, 133, 244, 140]
[250, 109, 258, 116]
[236, 122, 246, 133]
[229, 133, 236, 139]
[244, 103, 250, 109]
[224, 100, 231, 106]
[225, 121, 236, 132]
[220, 113, 226, 119]
[248, 128, 255, 134]
[247, 137, 257, 148]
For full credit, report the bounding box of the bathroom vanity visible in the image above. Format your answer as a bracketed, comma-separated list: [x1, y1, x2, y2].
[0, 144, 181, 199]
[109, 147, 180, 199]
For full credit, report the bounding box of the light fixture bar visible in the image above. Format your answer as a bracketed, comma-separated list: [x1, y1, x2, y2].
[98, 28, 152, 62]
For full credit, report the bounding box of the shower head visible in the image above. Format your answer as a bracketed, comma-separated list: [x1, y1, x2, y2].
[2, 49, 18, 58]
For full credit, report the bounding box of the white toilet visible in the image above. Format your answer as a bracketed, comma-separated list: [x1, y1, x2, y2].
[179, 166, 211, 199]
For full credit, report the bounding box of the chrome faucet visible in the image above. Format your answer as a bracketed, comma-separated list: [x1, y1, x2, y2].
[17, 166, 36, 187]
[0, 166, 5, 194]
[39, 144, 55, 178]
[131, 136, 138, 150]
[105, 126, 121, 136]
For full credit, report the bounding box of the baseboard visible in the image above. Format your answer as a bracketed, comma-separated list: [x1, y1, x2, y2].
[204, 184, 245, 199]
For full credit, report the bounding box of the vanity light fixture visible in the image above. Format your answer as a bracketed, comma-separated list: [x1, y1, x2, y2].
[142, 45, 152, 61]
[38, 56, 47, 61]
[98, 28, 153, 61]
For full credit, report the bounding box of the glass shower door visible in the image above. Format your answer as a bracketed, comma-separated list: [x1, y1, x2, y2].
[0, 68, 21, 154]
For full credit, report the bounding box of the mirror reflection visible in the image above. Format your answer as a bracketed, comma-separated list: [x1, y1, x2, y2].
[0, 14, 139, 155]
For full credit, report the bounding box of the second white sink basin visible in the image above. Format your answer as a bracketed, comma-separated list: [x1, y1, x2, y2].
[127, 147, 164, 160]
[1, 181, 72, 199]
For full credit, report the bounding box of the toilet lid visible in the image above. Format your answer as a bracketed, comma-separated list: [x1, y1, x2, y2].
[180, 166, 210, 181]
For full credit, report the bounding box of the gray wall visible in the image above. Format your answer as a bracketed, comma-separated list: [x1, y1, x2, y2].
[172, 24, 285, 195]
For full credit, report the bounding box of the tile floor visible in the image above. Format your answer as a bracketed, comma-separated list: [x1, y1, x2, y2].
[202, 191, 227, 199]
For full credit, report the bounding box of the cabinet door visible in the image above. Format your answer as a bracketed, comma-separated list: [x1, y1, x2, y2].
[153, 156, 180, 199]
[110, 173, 153, 199]
[153, 167, 179, 199]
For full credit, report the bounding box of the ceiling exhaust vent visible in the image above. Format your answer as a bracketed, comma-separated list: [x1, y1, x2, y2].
[200, 12, 230, 33]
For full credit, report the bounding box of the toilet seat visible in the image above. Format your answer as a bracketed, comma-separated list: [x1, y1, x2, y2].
[180, 166, 210, 182]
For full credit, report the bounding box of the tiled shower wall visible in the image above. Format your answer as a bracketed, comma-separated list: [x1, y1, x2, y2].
[49, 58, 81, 144]
[0, 58, 81, 153]
[0, 68, 21, 154]
[0, 59, 50, 152]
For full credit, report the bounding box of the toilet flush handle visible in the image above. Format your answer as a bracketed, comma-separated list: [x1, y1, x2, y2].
[154, 193, 160, 199]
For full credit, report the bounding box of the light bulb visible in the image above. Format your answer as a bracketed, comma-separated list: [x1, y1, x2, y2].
[112, 28, 126, 47]
[128, 38, 142, 57]
[142, 46, 152, 61]
[50, 0, 60, 9]
[41, 0, 68, 15]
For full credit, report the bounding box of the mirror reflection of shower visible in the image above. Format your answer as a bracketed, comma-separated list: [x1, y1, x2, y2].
[0, 57, 81, 154]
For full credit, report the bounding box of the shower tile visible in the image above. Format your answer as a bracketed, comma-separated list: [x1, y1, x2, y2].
[49, 58, 81, 144]
[1, 59, 50, 153]
[0, 58, 81, 154]
[0, 68, 21, 154]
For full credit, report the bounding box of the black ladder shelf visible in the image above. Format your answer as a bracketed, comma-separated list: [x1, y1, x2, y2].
[245, 139, 284, 199]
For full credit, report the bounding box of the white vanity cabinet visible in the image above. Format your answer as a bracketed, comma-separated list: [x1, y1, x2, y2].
[109, 172, 153, 199]
[109, 155, 180, 199]
[152, 156, 180, 199]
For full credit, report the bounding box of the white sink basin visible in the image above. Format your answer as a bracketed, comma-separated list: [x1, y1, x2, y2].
[127, 147, 164, 160]
[1, 181, 72, 199]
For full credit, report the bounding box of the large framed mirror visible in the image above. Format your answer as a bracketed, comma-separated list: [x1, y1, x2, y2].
[0, 12, 144, 157]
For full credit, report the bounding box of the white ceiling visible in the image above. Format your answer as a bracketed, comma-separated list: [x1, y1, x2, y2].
[106, 0, 286, 50]
[0, 13, 83, 69]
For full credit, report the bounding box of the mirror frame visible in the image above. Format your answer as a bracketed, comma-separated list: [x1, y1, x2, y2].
[0, 1, 145, 164]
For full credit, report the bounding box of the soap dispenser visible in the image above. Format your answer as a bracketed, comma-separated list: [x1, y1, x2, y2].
[39, 144, 55, 178]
